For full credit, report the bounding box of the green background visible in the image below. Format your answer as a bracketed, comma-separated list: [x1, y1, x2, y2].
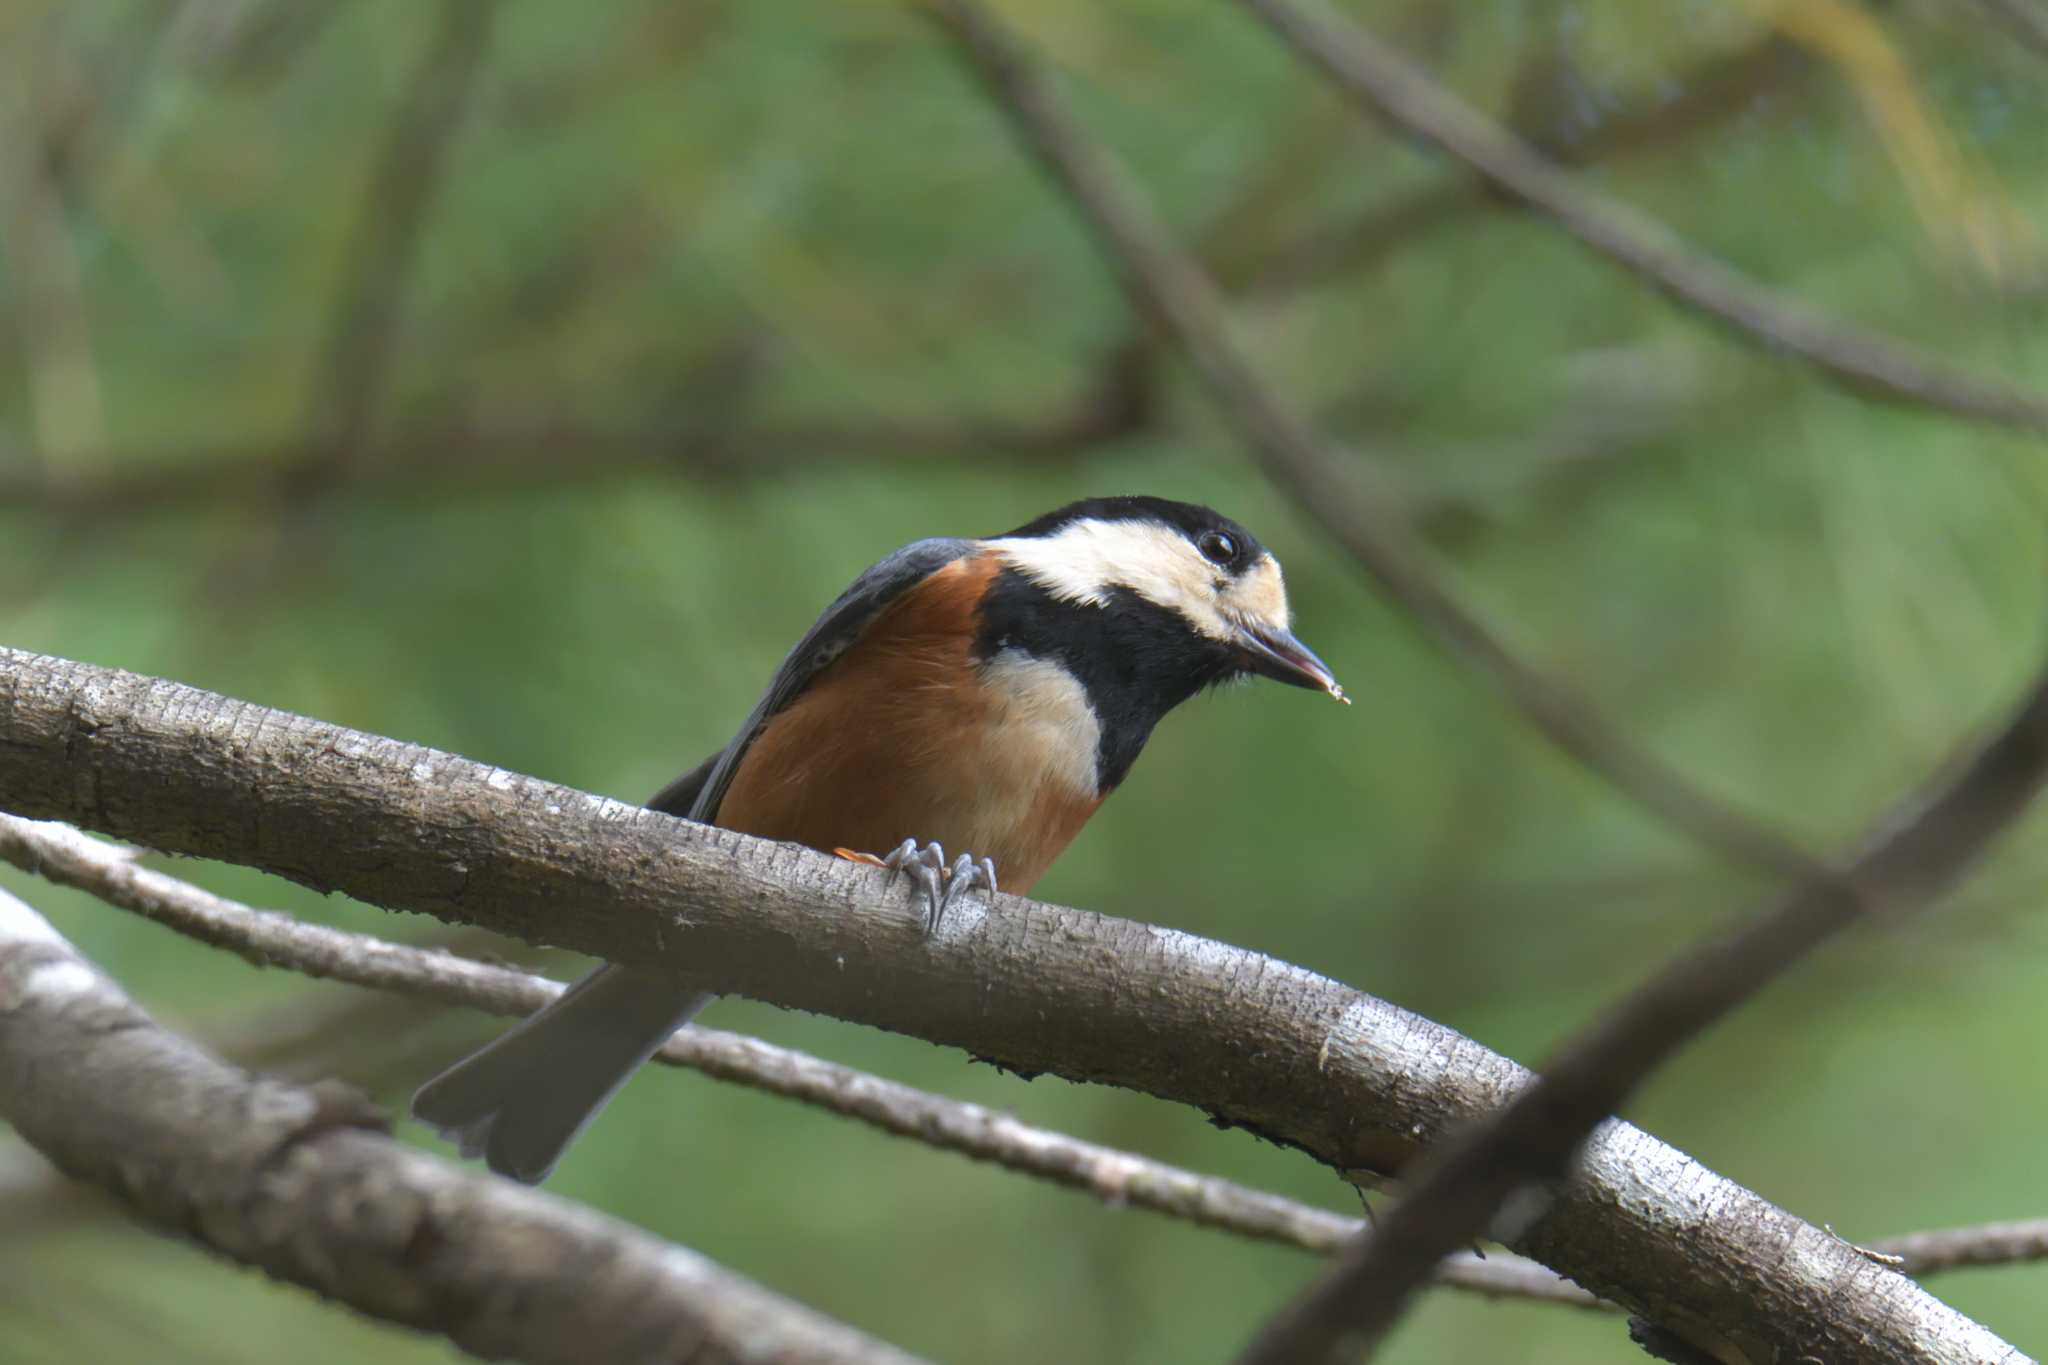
[4, 2, 2048, 1360]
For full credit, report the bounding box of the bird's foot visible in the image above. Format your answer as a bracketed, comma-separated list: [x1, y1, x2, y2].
[835, 839, 997, 934]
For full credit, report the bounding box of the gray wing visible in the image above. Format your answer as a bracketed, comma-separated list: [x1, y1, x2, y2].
[651, 537, 978, 822]
[646, 752, 718, 816]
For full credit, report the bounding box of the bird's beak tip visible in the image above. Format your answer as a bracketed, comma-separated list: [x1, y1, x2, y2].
[1236, 620, 1346, 704]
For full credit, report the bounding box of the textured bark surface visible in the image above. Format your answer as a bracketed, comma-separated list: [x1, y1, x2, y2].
[0, 647, 2026, 1364]
[0, 811, 1602, 1305]
[0, 886, 926, 1365]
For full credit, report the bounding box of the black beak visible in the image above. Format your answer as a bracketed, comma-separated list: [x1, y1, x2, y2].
[1235, 621, 1347, 703]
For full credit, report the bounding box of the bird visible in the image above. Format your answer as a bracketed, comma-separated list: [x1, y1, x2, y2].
[412, 495, 1345, 1183]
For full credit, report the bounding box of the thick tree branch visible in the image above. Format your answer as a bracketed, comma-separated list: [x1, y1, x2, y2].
[20, 817, 2040, 1315]
[1239, 0, 2048, 434]
[0, 647, 2026, 1363]
[0, 885, 925, 1365]
[0, 818, 1581, 1309]
[922, 0, 1818, 884]
[1236, 659, 2048, 1364]
[0, 811, 1594, 1307]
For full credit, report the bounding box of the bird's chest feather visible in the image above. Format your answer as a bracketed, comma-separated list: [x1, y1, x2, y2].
[714, 558, 1105, 893]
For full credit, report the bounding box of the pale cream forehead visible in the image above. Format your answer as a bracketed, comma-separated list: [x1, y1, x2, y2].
[984, 519, 1291, 635]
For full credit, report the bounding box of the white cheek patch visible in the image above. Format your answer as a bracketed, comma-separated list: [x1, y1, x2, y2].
[985, 521, 1233, 640]
[1226, 555, 1291, 630]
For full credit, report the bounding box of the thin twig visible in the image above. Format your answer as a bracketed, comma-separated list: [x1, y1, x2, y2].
[1234, 660, 2048, 1364]
[1241, 0, 2048, 433]
[0, 885, 927, 1365]
[1244, 34, 1814, 297]
[0, 811, 1592, 1307]
[1880, 1218, 2048, 1277]
[922, 0, 1820, 885]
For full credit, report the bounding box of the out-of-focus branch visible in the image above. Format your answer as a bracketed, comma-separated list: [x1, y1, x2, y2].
[1235, 661, 2048, 1364]
[2, 24, 1803, 522]
[1962, 0, 2048, 57]
[1883, 1219, 2048, 1277]
[292, 0, 497, 498]
[922, 0, 1819, 886]
[1242, 34, 1814, 297]
[1240, 0, 2048, 434]
[0, 811, 1591, 1306]
[0, 337, 1155, 515]
[0, 647, 2027, 1363]
[3, 57, 110, 472]
[1, 30, 1809, 522]
[0, 885, 927, 1365]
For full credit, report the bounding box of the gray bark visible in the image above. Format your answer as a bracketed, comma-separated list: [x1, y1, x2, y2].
[0, 810, 1599, 1305]
[0, 646, 2026, 1364]
[0, 884, 927, 1365]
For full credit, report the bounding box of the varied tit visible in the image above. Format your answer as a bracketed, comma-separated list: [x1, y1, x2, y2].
[413, 495, 1345, 1182]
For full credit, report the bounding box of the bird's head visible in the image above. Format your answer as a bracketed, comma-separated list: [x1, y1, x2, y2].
[985, 496, 1345, 703]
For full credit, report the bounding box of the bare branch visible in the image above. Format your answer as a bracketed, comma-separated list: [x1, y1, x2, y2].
[1883, 1220, 2048, 1277]
[0, 810, 1594, 1307]
[922, 0, 1818, 885]
[1240, 0, 2048, 433]
[0, 646, 2026, 1362]
[1961, 0, 2048, 58]
[1234, 661, 2048, 1364]
[0, 885, 926, 1365]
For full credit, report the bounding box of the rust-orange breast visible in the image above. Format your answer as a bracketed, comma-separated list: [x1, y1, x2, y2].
[715, 551, 1104, 896]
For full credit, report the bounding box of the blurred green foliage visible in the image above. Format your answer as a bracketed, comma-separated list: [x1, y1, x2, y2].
[5, 1, 2048, 1361]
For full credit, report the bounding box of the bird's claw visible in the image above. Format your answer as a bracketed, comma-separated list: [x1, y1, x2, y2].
[876, 839, 997, 933]
[938, 851, 998, 928]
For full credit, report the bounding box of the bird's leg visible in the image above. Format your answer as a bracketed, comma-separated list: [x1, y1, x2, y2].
[833, 840, 998, 934]
[884, 839, 947, 930]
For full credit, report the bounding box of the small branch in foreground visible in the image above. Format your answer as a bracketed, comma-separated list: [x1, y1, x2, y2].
[1882, 1219, 2048, 1278]
[21, 817, 2042, 1309]
[1597, 1216, 2048, 1287]
[0, 811, 1592, 1307]
[1234, 658, 2048, 1364]
[1240, 0, 2048, 434]
[923, 0, 1819, 881]
[0, 647, 2026, 1365]
[0, 886, 925, 1365]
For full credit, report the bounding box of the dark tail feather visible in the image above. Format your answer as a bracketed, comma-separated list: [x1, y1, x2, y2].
[412, 965, 711, 1184]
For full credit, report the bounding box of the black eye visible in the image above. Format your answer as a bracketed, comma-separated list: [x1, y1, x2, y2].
[1197, 531, 1237, 566]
